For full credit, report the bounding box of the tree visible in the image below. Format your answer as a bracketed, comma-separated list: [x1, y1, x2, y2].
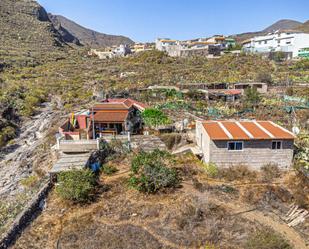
[244, 87, 261, 108]
[129, 150, 179, 193]
[56, 169, 96, 203]
[141, 108, 171, 128]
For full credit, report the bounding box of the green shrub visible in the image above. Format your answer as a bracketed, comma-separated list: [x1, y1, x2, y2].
[20, 175, 39, 188]
[202, 162, 218, 178]
[0, 126, 17, 147]
[141, 108, 171, 128]
[293, 59, 309, 70]
[244, 87, 261, 108]
[102, 164, 118, 175]
[129, 150, 179, 193]
[56, 169, 96, 203]
[245, 228, 292, 249]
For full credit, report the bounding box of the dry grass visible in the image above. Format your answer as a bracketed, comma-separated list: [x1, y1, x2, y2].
[286, 171, 309, 208]
[217, 165, 257, 182]
[11, 155, 308, 249]
[13, 169, 263, 249]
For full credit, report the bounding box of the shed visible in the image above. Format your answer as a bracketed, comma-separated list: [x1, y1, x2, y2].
[196, 120, 295, 170]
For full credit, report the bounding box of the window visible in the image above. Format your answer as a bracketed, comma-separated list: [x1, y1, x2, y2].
[272, 141, 282, 150]
[286, 41, 291, 45]
[264, 41, 267, 44]
[227, 141, 243, 151]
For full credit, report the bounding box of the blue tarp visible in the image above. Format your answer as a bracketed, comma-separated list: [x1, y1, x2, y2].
[90, 162, 100, 172]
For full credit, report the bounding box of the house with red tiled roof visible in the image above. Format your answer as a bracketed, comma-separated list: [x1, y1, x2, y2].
[59, 98, 148, 140]
[196, 120, 295, 169]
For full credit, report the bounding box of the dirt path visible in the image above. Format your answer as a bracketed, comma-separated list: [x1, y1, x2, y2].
[99, 171, 308, 249]
[182, 182, 309, 249]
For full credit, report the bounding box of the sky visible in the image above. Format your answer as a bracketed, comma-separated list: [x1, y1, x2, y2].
[38, 0, 309, 42]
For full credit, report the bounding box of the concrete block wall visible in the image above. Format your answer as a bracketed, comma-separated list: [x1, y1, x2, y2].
[0, 181, 53, 249]
[208, 139, 294, 170]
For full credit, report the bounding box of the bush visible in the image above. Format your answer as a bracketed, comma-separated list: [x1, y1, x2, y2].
[285, 87, 294, 96]
[0, 125, 17, 147]
[141, 108, 171, 128]
[244, 87, 261, 108]
[20, 175, 39, 188]
[202, 162, 218, 178]
[261, 163, 281, 182]
[217, 165, 257, 181]
[293, 59, 309, 70]
[287, 172, 309, 208]
[129, 150, 179, 193]
[160, 133, 182, 150]
[245, 228, 292, 249]
[56, 169, 96, 203]
[102, 164, 118, 175]
[256, 71, 273, 84]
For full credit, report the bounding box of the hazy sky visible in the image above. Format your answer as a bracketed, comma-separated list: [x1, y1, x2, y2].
[38, 0, 309, 42]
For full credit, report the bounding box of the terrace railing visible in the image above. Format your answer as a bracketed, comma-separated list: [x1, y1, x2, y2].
[57, 137, 100, 152]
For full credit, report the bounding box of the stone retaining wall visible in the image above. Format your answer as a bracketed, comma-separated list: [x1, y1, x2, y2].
[0, 180, 53, 249]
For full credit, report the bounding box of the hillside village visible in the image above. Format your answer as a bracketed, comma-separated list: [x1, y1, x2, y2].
[0, 0, 309, 249]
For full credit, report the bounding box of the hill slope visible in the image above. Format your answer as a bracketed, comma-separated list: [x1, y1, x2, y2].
[262, 19, 302, 33]
[0, 0, 66, 51]
[297, 20, 309, 33]
[231, 19, 304, 42]
[0, 0, 68, 68]
[48, 14, 134, 48]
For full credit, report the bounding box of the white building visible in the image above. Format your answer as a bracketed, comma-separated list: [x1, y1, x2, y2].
[242, 30, 309, 58]
[155, 38, 178, 51]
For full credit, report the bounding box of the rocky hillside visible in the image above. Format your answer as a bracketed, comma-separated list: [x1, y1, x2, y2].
[0, 0, 68, 68]
[47, 14, 81, 46]
[297, 20, 309, 33]
[231, 19, 305, 42]
[48, 14, 134, 48]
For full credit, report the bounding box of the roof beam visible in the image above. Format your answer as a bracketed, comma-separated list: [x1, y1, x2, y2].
[218, 122, 233, 139]
[270, 121, 295, 137]
[254, 121, 274, 138]
[236, 121, 254, 139]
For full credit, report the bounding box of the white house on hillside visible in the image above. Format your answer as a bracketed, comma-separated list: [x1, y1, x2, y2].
[242, 30, 309, 58]
[155, 38, 177, 51]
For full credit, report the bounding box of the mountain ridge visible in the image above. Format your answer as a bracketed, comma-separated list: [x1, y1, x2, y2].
[231, 19, 307, 42]
[48, 14, 134, 48]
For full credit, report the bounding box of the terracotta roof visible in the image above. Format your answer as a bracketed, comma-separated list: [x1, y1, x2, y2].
[94, 111, 128, 123]
[160, 40, 177, 43]
[201, 120, 295, 140]
[93, 98, 147, 111]
[190, 41, 216, 45]
[93, 103, 128, 110]
[224, 89, 242, 95]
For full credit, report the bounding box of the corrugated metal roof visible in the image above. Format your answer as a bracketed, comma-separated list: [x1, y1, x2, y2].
[202, 120, 295, 140]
